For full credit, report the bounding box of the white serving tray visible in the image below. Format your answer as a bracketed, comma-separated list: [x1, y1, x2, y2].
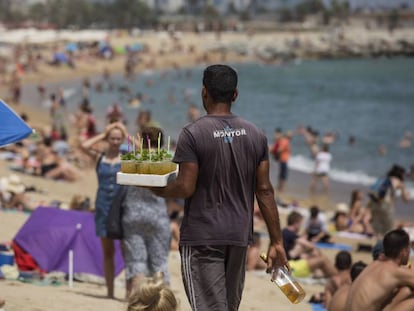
[116, 170, 177, 187]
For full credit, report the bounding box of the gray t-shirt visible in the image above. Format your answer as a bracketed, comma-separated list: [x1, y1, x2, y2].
[173, 115, 268, 247]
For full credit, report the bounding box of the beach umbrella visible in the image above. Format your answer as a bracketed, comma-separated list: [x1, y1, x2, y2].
[65, 42, 78, 52]
[129, 43, 143, 52]
[0, 99, 32, 148]
[14, 207, 124, 277]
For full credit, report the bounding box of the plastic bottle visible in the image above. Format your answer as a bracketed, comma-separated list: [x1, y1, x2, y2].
[260, 253, 306, 304]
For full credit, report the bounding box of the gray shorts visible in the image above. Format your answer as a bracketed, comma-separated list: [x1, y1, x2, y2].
[180, 245, 247, 311]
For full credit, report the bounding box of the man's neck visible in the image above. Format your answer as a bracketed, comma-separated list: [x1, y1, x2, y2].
[206, 102, 232, 115]
[287, 225, 298, 233]
[382, 257, 402, 266]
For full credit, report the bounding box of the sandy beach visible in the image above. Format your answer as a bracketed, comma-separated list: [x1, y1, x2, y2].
[1, 28, 413, 311]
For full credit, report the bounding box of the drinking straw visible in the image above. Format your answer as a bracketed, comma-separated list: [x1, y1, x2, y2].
[147, 137, 151, 161]
[167, 136, 171, 154]
[157, 132, 161, 154]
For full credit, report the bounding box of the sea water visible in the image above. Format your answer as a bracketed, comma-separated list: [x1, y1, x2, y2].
[46, 58, 414, 194]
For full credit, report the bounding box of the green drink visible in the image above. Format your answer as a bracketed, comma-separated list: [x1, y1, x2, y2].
[121, 160, 137, 174]
[136, 161, 151, 174]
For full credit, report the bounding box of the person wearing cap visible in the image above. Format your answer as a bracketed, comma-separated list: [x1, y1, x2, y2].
[0, 174, 27, 210]
[367, 165, 410, 237]
[372, 240, 384, 261]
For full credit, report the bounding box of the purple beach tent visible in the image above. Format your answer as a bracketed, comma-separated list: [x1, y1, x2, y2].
[0, 99, 33, 148]
[14, 207, 124, 277]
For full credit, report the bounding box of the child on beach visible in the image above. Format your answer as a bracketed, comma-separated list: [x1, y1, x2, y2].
[128, 272, 177, 311]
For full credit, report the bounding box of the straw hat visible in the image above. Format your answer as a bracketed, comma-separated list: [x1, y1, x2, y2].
[335, 203, 350, 214]
[4, 175, 25, 194]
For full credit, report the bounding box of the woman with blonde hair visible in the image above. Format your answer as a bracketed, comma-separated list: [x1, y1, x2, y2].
[128, 272, 177, 311]
[81, 121, 128, 298]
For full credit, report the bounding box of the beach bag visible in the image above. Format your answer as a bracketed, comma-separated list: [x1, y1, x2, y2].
[368, 177, 392, 203]
[106, 186, 126, 240]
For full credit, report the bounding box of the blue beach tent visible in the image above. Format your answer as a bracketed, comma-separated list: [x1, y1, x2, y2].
[0, 99, 33, 147]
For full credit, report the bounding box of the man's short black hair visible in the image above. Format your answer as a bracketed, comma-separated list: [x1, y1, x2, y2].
[310, 205, 319, 218]
[335, 250, 352, 271]
[350, 261, 367, 282]
[387, 164, 406, 181]
[383, 229, 410, 259]
[203, 64, 237, 104]
[287, 211, 303, 226]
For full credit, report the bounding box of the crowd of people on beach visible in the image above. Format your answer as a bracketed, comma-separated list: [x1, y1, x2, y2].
[0, 43, 413, 311]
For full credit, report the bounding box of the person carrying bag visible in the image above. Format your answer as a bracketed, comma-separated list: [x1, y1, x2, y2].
[106, 186, 127, 240]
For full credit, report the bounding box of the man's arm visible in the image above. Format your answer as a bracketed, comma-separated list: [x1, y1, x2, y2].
[400, 184, 410, 203]
[396, 266, 414, 288]
[150, 162, 198, 199]
[255, 159, 288, 271]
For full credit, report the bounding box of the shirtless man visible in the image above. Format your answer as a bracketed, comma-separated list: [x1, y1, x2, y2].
[344, 229, 414, 311]
[328, 261, 367, 311]
[324, 251, 352, 307]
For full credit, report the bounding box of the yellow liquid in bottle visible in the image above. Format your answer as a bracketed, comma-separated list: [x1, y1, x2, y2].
[278, 281, 306, 304]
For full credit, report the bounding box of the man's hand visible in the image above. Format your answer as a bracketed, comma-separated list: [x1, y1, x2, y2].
[266, 242, 289, 274]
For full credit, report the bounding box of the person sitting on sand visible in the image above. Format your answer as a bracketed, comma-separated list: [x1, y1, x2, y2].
[306, 205, 332, 243]
[333, 202, 372, 235]
[349, 189, 374, 236]
[324, 250, 352, 307]
[328, 261, 367, 311]
[128, 272, 177, 311]
[246, 232, 268, 271]
[0, 174, 28, 210]
[344, 229, 414, 311]
[34, 137, 79, 182]
[283, 211, 337, 279]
